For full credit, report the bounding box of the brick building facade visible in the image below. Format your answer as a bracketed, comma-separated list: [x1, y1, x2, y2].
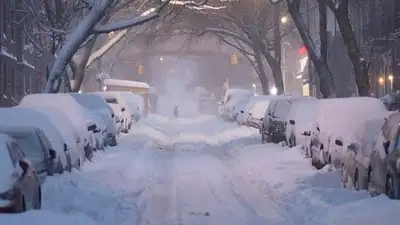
[0, 0, 53, 107]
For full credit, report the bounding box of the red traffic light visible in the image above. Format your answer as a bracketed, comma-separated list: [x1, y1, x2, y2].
[298, 46, 307, 55]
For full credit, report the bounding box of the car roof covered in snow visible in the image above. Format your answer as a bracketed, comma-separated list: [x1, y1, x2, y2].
[70, 93, 111, 111]
[103, 78, 150, 89]
[0, 125, 40, 135]
[20, 93, 90, 133]
[315, 97, 388, 139]
[0, 107, 64, 152]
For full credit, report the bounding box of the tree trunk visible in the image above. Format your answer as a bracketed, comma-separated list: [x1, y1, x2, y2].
[70, 38, 97, 92]
[44, 0, 114, 93]
[261, 50, 284, 94]
[288, 0, 336, 98]
[254, 50, 270, 94]
[319, 4, 328, 63]
[334, 5, 370, 96]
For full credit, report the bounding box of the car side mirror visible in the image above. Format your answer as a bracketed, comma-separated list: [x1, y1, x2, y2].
[19, 160, 29, 175]
[115, 116, 121, 123]
[347, 143, 359, 153]
[316, 126, 320, 132]
[289, 120, 295, 125]
[49, 149, 56, 160]
[383, 141, 390, 154]
[240, 110, 244, 113]
[121, 107, 126, 112]
[93, 128, 101, 133]
[87, 124, 97, 131]
[335, 139, 343, 146]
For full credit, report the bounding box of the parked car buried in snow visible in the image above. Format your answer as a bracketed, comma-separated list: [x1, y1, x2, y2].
[0, 134, 42, 213]
[308, 97, 388, 170]
[341, 118, 386, 191]
[0, 126, 58, 183]
[368, 112, 400, 199]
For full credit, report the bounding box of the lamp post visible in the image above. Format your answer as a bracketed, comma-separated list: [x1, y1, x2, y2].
[389, 75, 393, 92]
[379, 77, 385, 96]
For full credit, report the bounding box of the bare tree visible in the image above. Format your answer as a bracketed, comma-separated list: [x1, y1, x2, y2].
[175, 0, 289, 94]
[271, 0, 336, 98]
[319, 0, 370, 96]
[21, 0, 214, 92]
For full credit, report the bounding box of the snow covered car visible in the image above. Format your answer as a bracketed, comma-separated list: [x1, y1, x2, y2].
[19, 94, 98, 159]
[0, 134, 42, 213]
[218, 89, 254, 120]
[261, 96, 313, 144]
[0, 107, 67, 173]
[285, 98, 318, 148]
[0, 126, 57, 184]
[70, 93, 118, 146]
[368, 112, 400, 199]
[93, 92, 131, 133]
[341, 118, 386, 191]
[236, 96, 262, 126]
[232, 98, 251, 122]
[308, 97, 388, 170]
[19, 106, 85, 169]
[117, 91, 144, 122]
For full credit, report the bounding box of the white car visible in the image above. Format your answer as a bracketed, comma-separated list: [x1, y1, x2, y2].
[0, 107, 68, 173]
[19, 94, 97, 159]
[93, 92, 132, 133]
[70, 93, 118, 146]
[19, 106, 85, 169]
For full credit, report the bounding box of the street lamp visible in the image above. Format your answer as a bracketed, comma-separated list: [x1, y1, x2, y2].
[281, 16, 288, 24]
[389, 75, 394, 92]
[379, 77, 384, 86]
[270, 86, 278, 95]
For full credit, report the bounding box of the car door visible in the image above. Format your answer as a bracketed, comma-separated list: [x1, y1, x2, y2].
[8, 142, 36, 210]
[269, 100, 293, 143]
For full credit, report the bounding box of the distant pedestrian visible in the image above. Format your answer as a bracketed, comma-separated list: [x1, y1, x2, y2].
[173, 106, 179, 118]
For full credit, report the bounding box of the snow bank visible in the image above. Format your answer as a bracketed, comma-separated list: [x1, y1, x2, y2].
[0, 210, 97, 225]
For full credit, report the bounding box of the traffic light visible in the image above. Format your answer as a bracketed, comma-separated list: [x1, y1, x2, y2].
[137, 64, 144, 75]
[231, 53, 238, 65]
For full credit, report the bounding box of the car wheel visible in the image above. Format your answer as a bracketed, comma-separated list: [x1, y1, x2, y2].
[386, 174, 395, 199]
[34, 187, 42, 209]
[341, 163, 346, 188]
[354, 169, 359, 190]
[13, 195, 26, 213]
[109, 135, 117, 146]
[289, 135, 296, 147]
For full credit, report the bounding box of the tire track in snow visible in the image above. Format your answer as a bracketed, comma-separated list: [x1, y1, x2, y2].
[135, 149, 177, 225]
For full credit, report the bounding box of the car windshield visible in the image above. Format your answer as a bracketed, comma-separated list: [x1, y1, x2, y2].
[14, 133, 44, 160]
[72, 94, 107, 110]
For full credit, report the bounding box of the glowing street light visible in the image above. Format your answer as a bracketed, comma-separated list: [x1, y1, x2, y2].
[379, 77, 384, 86]
[389, 75, 394, 91]
[270, 86, 278, 95]
[252, 84, 256, 88]
[281, 16, 288, 24]
[160, 57, 163, 62]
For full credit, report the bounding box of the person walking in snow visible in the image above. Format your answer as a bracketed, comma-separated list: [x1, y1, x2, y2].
[173, 106, 179, 118]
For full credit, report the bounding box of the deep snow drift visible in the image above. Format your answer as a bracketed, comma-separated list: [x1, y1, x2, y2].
[2, 115, 400, 225]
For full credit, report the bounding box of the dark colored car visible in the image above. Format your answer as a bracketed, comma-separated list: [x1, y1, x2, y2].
[0, 134, 42, 213]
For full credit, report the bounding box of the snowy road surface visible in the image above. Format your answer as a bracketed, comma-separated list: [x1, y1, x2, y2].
[2, 115, 400, 225]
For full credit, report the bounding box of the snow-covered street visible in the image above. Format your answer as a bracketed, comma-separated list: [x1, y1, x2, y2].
[3, 115, 400, 225]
